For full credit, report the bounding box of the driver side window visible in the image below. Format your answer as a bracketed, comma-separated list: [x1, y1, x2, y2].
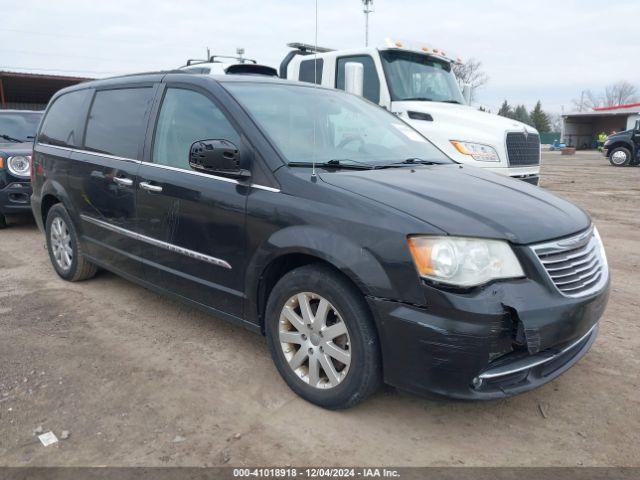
[153, 88, 241, 170]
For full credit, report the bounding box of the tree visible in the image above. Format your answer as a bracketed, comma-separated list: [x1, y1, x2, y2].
[529, 101, 551, 133]
[572, 81, 639, 110]
[497, 100, 514, 118]
[604, 81, 639, 107]
[513, 104, 532, 126]
[452, 58, 489, 102]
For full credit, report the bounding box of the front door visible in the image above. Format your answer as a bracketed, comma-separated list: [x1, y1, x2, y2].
[72, 85, 156, 278]
[135, 86, 248, 318]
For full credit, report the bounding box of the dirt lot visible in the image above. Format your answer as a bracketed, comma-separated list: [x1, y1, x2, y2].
[1, 151, 638, 467]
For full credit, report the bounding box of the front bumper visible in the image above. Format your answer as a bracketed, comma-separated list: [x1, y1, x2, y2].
[367, 273, 609, 400]
[0, 181, 33, 215]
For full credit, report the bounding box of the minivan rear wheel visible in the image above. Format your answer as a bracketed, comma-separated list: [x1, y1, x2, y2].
[265, 264, 381, 409]
[45, 204, 97, 282]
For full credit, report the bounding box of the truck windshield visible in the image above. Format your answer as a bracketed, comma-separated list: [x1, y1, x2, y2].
[224, 82, 451, 166]
[0, 111, 42, 142]
[380, 50, 465, 104]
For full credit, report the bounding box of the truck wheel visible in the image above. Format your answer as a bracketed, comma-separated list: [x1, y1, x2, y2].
[609, 147, 631, 166]
[265, 264, 381, 409]
[45, 204, 98, 282]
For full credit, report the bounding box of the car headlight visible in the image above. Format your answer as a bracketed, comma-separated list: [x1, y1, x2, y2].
[7, 155, 31, 178]
[603, 139, 611, 147]
[450, 141, 500, 162]
[407, 236, 525, 287]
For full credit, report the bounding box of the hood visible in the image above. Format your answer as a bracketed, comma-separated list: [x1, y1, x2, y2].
[607, 129, 632, 140]
[0, 141, 34, 155]
[393, 101, 537, 145]
[319, 165, 590, 245]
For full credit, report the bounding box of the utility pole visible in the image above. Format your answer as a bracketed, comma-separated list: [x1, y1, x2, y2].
[362, 0, 374, 47]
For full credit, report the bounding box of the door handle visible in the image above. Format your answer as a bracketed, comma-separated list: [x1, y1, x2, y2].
[113, 176, 133, 187]
[139, 181, 163, 193]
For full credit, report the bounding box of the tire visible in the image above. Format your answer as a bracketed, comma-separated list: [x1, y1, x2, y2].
[45, 204, 97, 281]
[0, 214, 6, 229]
[609, 147, 631, 166]
[265, 264, 381, 409]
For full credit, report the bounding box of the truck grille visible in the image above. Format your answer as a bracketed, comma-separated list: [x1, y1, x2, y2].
[531, 228, 608, 298]
[506, 132, 540, 166]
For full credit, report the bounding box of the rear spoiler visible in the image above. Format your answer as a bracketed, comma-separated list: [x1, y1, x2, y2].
[225, 64, 278, 77]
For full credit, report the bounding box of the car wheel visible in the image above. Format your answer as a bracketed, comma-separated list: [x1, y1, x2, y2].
[45, 204, 98, 281]
[609, 147, 631, 166]
[265, 264, 381, 409]
[0, 214, 6, 229]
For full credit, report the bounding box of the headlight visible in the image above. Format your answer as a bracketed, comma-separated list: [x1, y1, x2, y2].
[450, 141, 500, 162]
[7, 155, 31, 178]
[593, 226, 608, 271]
[603, 139, 611, 147]
[407, 236, 525, 287]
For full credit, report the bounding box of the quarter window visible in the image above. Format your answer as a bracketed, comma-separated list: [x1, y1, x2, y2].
[153, 88, 240, 170]
[336, 55, 380, 103]
[84, 87, 154, 159]
[39, 89, 90, 148]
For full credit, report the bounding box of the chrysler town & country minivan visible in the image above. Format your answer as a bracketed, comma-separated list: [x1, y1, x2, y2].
[30, 73, 610, 409]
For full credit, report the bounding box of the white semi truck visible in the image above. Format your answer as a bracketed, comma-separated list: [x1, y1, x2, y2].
[281, 40, 541, 184]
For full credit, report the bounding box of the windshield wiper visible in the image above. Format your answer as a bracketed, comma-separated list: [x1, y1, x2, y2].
[400, 97, 433, 102]
[0, 134, 25, 143]
[288, 159, 377, 170]
[441, 100, 462, 104]
[379, 157, 447, 168]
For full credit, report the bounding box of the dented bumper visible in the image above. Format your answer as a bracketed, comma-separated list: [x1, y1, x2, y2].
[367, 273, 609, 399]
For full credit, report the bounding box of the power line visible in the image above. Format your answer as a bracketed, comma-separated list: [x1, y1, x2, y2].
[0, 48, 150, 64]
[0, 66, 129, 75]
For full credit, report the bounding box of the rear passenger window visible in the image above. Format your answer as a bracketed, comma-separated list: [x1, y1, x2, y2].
[299, 58, 323, 84]
[153, 88, 240, 170]
[39, 89, 90, 148]
[336, 55, 380, 103]
[84, 87, 154, 159]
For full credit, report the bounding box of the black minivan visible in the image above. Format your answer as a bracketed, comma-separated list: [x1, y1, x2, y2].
[31, 72, 610, 409]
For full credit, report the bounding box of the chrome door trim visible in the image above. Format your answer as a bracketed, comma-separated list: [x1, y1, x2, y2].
[139, 181, 163, 192]
[35, 143, 280, 192]
[113, 177, 134, 187]
[80, 214, 232, 270]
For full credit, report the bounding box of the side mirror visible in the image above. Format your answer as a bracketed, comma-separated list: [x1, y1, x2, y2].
[189, 139, 250, 179]
[462, 84, 472, 105]
[344, 62, 364, 97]
[635, 120, 640, 132]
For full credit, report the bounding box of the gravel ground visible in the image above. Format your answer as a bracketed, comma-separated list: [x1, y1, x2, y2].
[0, 150, 638, 467]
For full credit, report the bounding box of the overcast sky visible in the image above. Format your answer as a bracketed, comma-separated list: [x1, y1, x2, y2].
[2, 0, 639, 113]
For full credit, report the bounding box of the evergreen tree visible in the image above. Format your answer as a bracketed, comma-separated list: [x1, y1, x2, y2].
[529, 101, 551, 133]
[514, 104, 532, 126]
[497, 100, 513, 118]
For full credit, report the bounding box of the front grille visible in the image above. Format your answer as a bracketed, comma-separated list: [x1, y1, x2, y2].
[506, 132, 540, 166]
[531, 228, 608, 298]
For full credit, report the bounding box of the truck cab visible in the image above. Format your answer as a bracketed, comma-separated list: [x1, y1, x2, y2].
[603, 120, 640, 167]
[282, 41, 541, 184]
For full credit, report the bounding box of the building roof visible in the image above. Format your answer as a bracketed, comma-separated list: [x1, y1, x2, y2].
[564, 102, 640, 118]
[0, 70, 93, 107]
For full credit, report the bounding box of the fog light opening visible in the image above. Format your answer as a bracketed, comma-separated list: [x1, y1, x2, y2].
[472, 377, 483, 389]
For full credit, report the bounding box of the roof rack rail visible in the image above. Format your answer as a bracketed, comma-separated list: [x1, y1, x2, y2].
[184, 55, 257, 67]
[286, 42, 334, 54]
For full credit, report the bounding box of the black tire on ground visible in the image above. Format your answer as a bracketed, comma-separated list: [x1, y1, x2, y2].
[265, 263, 382, 409]
[45, 203, 98, 282]
[0, 214, 6, 229]
[608, 147, 632, 167]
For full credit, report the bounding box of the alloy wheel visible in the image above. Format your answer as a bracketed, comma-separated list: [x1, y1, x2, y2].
[611, 150, 628, 165]
[278, 292, 351, 389]
[50, 216, 73, 271]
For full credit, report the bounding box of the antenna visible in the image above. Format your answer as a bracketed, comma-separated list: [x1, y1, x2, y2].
[362, 0, 374, 47]
[311, 0, 318, 178]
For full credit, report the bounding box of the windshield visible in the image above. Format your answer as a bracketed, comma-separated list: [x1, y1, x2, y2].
[224, 82, 451, 166]
[0, 111, 42, 142]
[380, 50, 465, 104]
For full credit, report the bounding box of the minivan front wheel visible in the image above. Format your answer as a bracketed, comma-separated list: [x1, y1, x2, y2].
[45, 204, 97, 282]
[266, 264, 381, 409]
